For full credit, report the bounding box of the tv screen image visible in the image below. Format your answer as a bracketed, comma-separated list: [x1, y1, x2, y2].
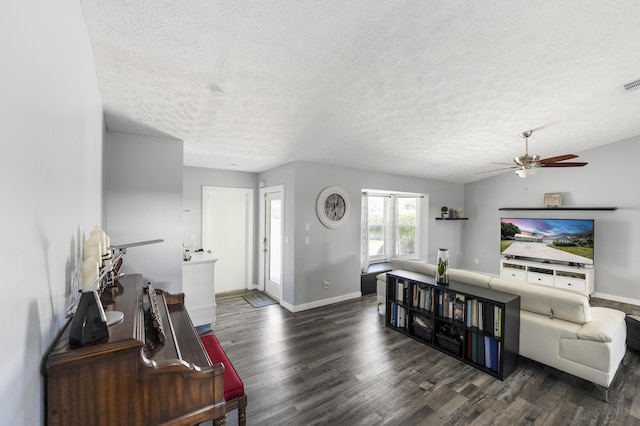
[500, 218, 594, 265]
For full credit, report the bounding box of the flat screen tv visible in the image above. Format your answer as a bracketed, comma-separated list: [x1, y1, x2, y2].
[500, 218, 594, 266]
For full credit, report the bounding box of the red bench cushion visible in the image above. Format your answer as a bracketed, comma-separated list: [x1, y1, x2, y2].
[200, 334, 245, 401]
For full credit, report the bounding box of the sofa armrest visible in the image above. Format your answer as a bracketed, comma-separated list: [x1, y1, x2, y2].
[577, 307, 626, 343]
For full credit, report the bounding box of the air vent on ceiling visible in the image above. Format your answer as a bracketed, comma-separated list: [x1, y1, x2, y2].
[623, 78, 640, 92]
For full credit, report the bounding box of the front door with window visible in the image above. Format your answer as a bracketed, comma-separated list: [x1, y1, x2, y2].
[264, 190, 283, 301]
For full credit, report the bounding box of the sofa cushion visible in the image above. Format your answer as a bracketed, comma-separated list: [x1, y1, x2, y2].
[489, 277, 591, 324]
[389, 259, 436, 276]
[448, 268, 492, 288]
[577, 307, 626, 342]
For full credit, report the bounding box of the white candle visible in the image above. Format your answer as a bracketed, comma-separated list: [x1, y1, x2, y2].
[84, 236, 101, 262]
[81, 257, 99, 291]
[90, 226, 107, 256]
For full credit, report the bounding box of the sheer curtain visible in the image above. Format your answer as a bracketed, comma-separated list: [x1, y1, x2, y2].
[360, 193, 369, 273]
[385, 195, 398, 261]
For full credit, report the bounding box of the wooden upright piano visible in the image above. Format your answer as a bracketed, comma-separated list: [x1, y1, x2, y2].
[43, 274, 226, 425]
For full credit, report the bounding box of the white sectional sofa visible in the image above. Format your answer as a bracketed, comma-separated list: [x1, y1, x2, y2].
[376, 258, 627, 399]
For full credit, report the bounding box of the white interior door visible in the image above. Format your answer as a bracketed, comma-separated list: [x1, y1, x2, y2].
[202, 186, 253, 293]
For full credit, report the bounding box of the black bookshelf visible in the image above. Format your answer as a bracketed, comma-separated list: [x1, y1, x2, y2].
[385, 270, 520, 380]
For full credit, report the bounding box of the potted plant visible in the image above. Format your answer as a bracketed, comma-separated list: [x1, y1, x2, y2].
[440, 206, 448, 219]
[437, 248, 449, 285]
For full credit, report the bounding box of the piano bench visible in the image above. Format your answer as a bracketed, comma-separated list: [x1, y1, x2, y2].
[200, 334, 247, 426]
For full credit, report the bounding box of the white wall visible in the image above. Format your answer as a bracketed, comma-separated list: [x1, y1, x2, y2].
[463, 136, 640, 303]
[106, 131, 184, 293]
[0, 1, 104, 424]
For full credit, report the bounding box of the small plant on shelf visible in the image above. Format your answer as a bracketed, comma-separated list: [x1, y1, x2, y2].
[440, 206, 448, 218]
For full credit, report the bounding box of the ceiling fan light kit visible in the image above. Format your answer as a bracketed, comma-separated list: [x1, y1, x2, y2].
[515, 167, 537, 178]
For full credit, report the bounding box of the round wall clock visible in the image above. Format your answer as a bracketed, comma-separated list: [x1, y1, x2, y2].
[316, 186, 350, 229]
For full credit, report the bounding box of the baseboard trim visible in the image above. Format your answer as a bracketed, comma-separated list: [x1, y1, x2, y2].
[594, 292, 640, 306]
[282, 292, 363, 313]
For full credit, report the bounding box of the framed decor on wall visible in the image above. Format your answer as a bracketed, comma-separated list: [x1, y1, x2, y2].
[544, 192, 562, 208]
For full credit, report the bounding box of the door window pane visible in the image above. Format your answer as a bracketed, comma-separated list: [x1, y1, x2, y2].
[269, 199, 281, 284]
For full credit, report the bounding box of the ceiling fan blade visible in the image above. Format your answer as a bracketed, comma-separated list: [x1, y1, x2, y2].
[541, 162, 588, 168]
[476, 166, 516, 174]
[490, 162, 516, 166]
[539, 154, 578, 164]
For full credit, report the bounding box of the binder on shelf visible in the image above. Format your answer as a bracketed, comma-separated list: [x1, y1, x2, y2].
[490, 338, 499, 372]
[466, 299, 472, 328]
[471, 332, 478, 363]
[484, 336, 491, 369]
[391, 303, 397, 327]
[477, 333, 485, 366]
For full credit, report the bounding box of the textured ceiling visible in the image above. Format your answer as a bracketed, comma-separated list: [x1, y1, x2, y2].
[80, 1, 640, 183]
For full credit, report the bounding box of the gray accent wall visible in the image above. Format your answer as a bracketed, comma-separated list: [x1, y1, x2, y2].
[463, 135, 640, 303]
[259, 162, 466, 308]
[106, 131, 184, 293]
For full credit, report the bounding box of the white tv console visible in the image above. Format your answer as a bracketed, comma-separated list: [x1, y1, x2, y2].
[500, 258, 594, 297]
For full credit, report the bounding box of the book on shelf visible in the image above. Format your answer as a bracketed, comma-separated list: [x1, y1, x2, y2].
[454, 293, 465, 322]
[447, 292, 455, 319]
[466, 299, 472, 328]
[477, 333, 485, 366]
[483, 302, 493, 333]
[398, 306, 406, 329]
[391, 303, 397, 327]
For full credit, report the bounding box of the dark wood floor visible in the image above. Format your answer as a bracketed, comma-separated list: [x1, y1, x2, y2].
[207, 292, 640, 426]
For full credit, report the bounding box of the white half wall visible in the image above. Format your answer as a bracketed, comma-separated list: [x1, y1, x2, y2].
[0, 1, 104, 424]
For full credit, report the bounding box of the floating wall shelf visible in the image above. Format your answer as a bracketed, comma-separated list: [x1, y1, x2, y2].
[498, 207, 617, 211]
[436, 217, 469, 220]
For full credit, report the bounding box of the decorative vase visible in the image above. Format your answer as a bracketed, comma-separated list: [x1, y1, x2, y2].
[437, 248, 449, 285]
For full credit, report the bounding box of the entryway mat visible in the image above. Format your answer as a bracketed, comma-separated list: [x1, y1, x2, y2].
[242, 291, 278, 308]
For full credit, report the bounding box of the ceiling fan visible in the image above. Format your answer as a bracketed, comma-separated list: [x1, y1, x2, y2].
[478, 130, 588, 178]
